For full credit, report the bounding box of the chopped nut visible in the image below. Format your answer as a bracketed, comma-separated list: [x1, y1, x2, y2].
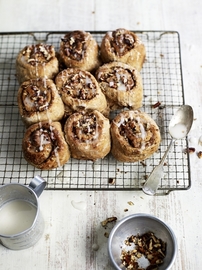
[127, 201, 134, 206]
[159, 104, 166, 109]
[147, 254, 153, 260]
[101, 217, 117, 228]
[140, 161, 146, 167]
[108, 29, 135, 57]
[197, 151, 202, 159]
[151, 101, 161, 108]
[104, 232, 109, 238]
[24, 44, 54, 65]
[61, 70, 97, 100]
[71, 112, 99, 142]
[61, 31, 87, 61]
[149, 239, 153, 250]
[156, 259, 163, 264]
[117, 113, 155, 149]
[97, 66, 136, 91]
[120, 232, 166, 269]
[183, 147, 195, 154]
[136, 252, 142, 258]
[108, 178, 116, 184]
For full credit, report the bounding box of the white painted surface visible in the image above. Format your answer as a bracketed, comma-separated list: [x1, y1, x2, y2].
[0, 0, 202, 269]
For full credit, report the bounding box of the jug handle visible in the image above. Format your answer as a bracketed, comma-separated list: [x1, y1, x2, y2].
[29, 176, 47, 197]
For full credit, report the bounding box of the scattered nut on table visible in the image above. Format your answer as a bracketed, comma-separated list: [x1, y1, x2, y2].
[101, 217, 117, 228]
[197, 151, 202, 159]
[183, 147, 195, 154]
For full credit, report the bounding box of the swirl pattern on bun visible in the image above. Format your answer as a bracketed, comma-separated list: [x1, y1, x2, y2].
[111, 110, 161, 162]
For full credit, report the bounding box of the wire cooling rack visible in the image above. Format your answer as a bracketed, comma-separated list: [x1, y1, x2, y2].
[0, 31, 191, 194]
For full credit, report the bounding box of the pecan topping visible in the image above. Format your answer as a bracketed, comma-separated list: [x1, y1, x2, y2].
[22, 81, 51, 112]
[27, 126, 59, 155]
[97, 66, 136, 91]
[72, 112, 98, 142]
[62, 70, 97, 100]
[22, 44, 54, 65]
[117, 115, 155, 149]
[27, 128, 54, 165]
[61, 31, 88, 61]
[108, 29, 136, 56]
[120, 232, 166, 270]
[30, 129, 51, 150]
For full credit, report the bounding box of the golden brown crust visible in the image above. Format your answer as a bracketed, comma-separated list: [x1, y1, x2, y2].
[22, 121, 70, 170]
[100, 28, 146, 71]
[59, 31, 101, 72]
[95, 62, 143, 111]
[64, 110, 111, 161]
[16, 43, 59, 84]
[110, 110, 161, 162]
[17, 78, 64, 127]
[55, 68, 108, 115]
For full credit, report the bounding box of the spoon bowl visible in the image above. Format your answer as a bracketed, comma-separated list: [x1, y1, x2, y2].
[169, 105, 193, 139]
[142, 105, 193, 196]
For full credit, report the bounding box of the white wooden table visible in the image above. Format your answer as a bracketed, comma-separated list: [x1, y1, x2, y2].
[0, 0, 202, 269]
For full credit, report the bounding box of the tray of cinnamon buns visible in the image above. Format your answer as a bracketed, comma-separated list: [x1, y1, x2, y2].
[0, 29, 191, 193]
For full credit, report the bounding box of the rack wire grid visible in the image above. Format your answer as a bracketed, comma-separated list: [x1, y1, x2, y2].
[0, 31, 191, 194]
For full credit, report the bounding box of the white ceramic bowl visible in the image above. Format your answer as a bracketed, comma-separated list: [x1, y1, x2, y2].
[108, 213, 177, 270]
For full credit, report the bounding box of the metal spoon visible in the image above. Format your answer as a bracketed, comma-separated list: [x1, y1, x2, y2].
[142, 105, 194, 195]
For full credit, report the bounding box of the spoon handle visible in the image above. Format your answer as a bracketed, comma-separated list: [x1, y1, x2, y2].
[142, 138, 174, 195]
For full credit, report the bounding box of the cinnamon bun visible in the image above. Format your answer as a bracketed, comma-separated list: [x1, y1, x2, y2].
[110, 110, 161, 162]
[16, 43, 59, 84]
[64, 110, 111, 161]
[55, 68, 108, 116]
[95, 62, 143, 111]
[22, 121, 70, 170]
[17, 78, 64, 127]
[59, 31, 100, 72]
[100, 28, 146, 71]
